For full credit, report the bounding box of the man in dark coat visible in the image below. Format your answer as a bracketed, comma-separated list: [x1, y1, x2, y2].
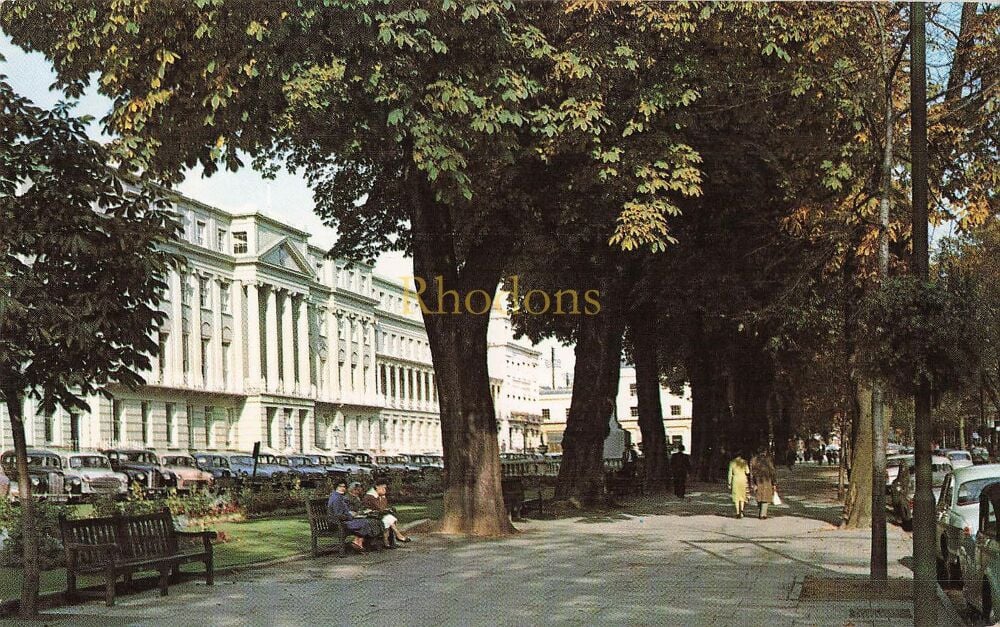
[670, 444, 691, 498]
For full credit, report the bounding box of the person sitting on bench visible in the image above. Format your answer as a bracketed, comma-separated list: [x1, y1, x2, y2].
[364, 479, 411, 545]
[327, 480, 383, 551]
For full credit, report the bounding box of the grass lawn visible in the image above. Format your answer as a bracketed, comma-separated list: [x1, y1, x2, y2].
[1, 498, 443, 603]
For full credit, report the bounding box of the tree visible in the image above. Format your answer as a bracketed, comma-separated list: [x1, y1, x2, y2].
[2, 1, 706, 534]
[0, 77, 174, 616]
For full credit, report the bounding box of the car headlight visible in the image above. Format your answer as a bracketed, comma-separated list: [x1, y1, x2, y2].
[69, 477, 82, 485]
[135, 472, 146, 481]
[30, 476, 40, 486]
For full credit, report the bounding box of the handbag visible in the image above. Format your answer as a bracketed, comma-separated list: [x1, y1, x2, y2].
[772, 488, 782, 506]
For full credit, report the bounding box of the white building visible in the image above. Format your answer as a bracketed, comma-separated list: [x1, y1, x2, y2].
[539, 365, 692, 454]
[488, 310, 543, 452]
[0, 191, 442, 457]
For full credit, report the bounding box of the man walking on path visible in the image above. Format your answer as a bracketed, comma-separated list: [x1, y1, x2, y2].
[670, 444, 691, 498]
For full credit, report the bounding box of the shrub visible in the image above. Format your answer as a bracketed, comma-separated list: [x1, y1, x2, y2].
[0, 498, 75, 569]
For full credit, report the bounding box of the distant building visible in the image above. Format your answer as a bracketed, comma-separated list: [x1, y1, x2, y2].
[488, 310, 543, 452]
[539, 365, 692, 455]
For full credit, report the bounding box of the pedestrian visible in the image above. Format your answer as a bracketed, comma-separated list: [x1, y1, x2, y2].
[670, 444, 691, 499]
[750, 450, 777, 520]
[727, 454, 750, 518]
[786, 438, 796, 471]
[363, 478, 412, 546]
[327, 480, 384, 552]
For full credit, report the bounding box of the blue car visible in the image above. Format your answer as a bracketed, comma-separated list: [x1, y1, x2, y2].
[275, 455, 323, 486]
[221, 452, 287, 482]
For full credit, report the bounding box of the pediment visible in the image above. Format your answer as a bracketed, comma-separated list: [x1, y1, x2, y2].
[259, 238, 316, 278]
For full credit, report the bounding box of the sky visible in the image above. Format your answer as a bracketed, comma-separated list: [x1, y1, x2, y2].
[0, 32, 579, 384]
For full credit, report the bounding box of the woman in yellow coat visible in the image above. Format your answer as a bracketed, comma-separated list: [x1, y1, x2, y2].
[727, 455, 750, 518]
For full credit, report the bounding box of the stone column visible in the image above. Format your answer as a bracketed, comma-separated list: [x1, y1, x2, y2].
[300, 409, 311, 452]
[232, 280, 245, 393]
[366, 321, 377, 404]
[296, 296, 311, 396]
[265, 285, 280, 392]
[246, 282, 262, 391]
[211, 278, 223, 390]
[191, 274, 204, 388]
[325, 309, 344, 400]
[280, 291, 295, 394]
[169, 268, 183, 386]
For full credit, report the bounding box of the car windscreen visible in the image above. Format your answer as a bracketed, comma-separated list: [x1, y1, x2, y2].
[958, 478, 1000, 506]
[164, 457, 195, 467]
[117, 451, 157, 464]
[334, 456, 353, 464]
[230, 456, 253, 464]
[950, 453, 972, 461]
[70, 456, 111, 469]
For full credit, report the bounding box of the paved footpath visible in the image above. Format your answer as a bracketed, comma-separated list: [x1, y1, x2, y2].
[9, 465, 966, 626]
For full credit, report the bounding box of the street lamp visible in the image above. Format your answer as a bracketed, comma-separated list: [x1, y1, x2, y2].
[331, 425, 341, 449]
[284, 421, 293, 450]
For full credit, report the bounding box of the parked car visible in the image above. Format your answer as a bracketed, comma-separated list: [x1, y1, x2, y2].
[0, 449, 68, 501]
[62, 452, 130, 500]
[193, 452, 234, 481]
[274, 455, 323, 486]
[303, 454, 352, 477]
[221, 452, 286, 481]
[936, 464, 1000, 584]
[329, 453, 370, 475]
[960, 481, 1000, 623]
[886, 454, 914, 493]
[944, 450, 974, 470]
[972, 447, 992, 465]
[890, 455, 951, 530]
[159, 453, 215, 492]
[375, 455, 421, 473]
[404, 454, 443, 471]
[346, 451, 376, 472]
[101, 448, 177, 495]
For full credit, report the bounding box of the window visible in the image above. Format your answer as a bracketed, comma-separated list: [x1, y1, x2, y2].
[195, 220, 206, 245]
[141, 401, 150, 445]
[630, 406, 639, 418]
[233, 231, 248, 254]
[42, 412, 53, 443]
[222, 342, 231, 388]
[220, 283, 231, 313]
[226, 408, 237, 448]
[112, 400, 123, 444]
[206, 406, 216, 448]
[217, 228, 227, 252]
[199, 276, 210, 308]
[542, 409, 550, 421]
[158, 332, 168, 378]
[670, 405, 682, 417]
[182, 332, 191, 373]
[201, 339, 210, 382]
[166, 403, 176, 446]
[629, 383, 637, 396]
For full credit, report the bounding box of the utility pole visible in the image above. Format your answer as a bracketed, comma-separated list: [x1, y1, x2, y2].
[551, 346, 556, 389]
[910, 4, 936, 624]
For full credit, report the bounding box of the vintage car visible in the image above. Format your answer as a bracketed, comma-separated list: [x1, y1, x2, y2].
[936, 464, 1000, 584]
[328, 453, 371, 476]
[402, 454, 444, 471]
[944, 450, 975, 470]
[961, 481, 1000, 623]
[192, 452, 233, 480]
[220, 452, 286, 481]
[62, 452, 130, 500]
[1, 449, 67, 501]
[159, 453, 215, 492]
[101, 448, 177, 495]
[303, 454, 352, 477]
[275, 455, 326, 486]
[890, 455, 951, 530]
[375, 455, 421, 473]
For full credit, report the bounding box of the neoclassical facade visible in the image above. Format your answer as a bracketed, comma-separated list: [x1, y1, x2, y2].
[0, 192, 442, 457]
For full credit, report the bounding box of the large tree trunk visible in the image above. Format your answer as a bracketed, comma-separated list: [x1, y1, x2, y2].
[630, 310, 669, 491]
[4, 392, 39, 617]
[843, 380, 874, 528]
[556, 279, 627, 506]
[409, 178, 513, 536]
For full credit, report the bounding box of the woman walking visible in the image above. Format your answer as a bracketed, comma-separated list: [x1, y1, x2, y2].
[750, 451, 777, 520]
[727, 454, 750, 518]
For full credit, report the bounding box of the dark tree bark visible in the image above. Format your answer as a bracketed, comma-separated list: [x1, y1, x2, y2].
[4, 391, 39, 617]
[409, 178, 513, 536]
[556, 274, 627, 506]
[630, 309, 669, 491]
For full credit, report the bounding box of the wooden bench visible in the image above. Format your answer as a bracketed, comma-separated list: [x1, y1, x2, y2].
[58, 508, 215, 607]
[305, 498, 389, 556]
[306, 498, 347, 557]
[502, 477, 526, 520]
[606, 470, 645, 498]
